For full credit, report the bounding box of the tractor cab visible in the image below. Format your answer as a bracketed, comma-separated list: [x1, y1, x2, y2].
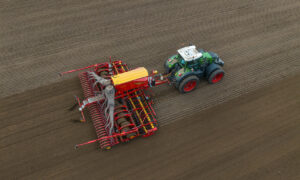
[177, 45, 203, 70]
[177, 45, 203, 62]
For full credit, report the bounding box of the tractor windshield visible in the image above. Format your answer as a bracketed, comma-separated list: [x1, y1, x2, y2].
[175, 54, 183, 60]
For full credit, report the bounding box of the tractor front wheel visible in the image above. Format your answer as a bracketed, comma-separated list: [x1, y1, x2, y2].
[178, 76, 199, 93]
[208, 69, 224, 84]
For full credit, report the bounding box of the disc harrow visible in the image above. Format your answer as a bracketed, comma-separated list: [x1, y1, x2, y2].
[78, 71, 114, 149]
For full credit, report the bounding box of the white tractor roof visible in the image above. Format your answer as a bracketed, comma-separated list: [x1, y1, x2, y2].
[177, 45, 202, 61]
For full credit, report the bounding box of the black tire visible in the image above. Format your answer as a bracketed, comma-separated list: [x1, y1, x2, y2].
[208, 68, 224, 84]
[165, 59, 176, 74]
[167, 64, 180, 83]
[165, 61, 171, 74]
[164, 55, 178, 73]
[178, 75, 199, 93]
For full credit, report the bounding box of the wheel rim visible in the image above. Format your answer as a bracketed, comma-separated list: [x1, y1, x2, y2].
[212, 73, 224, 83]
[183, 80, 197, 92]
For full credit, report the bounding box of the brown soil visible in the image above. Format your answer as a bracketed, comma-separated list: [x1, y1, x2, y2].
[0, 69, 299, 180]
[0, 0, 300, 179]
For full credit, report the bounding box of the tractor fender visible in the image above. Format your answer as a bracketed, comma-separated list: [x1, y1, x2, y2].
[205, 63, 222, 78]
[174, 68, 202, 88]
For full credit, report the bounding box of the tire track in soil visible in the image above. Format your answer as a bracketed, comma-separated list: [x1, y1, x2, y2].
[1, 74, 297, 179]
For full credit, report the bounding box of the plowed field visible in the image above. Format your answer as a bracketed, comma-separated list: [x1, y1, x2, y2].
[0, 0, 299, 179]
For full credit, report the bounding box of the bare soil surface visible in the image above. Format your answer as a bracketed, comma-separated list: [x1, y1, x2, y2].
[1, 0, 300, 98]
[0, 70, 299, 180]
[0, 0, 300, 179]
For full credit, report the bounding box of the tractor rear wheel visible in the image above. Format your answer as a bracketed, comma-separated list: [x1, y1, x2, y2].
[178, 76, 199, 93]
[208, 69, 224, 84]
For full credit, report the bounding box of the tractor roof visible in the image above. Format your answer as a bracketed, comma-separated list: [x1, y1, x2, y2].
[177, 45, 202, 61]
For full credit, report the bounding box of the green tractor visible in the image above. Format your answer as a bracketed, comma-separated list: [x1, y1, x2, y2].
[165, 45, 225, 93]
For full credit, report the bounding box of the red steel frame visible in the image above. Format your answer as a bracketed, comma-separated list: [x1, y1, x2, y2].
[61, 59, 167, 149]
